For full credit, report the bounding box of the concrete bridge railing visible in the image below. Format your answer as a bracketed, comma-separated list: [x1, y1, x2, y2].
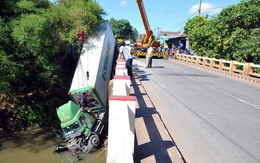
[176, 54, 260, 84]
[107, 61, 136, 163]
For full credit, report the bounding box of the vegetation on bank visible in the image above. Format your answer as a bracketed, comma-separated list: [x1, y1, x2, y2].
[0, 0, 105, 131]
[184, 0, 260, 64]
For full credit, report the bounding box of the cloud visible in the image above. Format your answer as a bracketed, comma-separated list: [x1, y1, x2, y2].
[120, 0, 127, 7]
[188, 2, 222, 15]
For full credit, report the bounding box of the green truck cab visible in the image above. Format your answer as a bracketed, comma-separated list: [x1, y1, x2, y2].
[55, 98, 105, 153]
[57, 100, 95, 141]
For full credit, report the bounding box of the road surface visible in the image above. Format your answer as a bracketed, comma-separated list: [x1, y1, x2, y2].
[133, 58, 260, 163]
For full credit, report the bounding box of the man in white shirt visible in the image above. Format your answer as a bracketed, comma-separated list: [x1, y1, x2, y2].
[146, 44, 153, 68]
[117, 40, 133, 78]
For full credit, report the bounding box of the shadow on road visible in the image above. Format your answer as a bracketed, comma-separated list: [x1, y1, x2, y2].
[131, 73, 177, 163]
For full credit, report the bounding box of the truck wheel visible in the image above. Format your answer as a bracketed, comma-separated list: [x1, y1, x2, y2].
[89, 134, 99, 147]
[82, 143, 93, 153]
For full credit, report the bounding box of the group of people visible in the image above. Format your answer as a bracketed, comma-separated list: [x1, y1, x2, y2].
[116, 40, 154, 76]
[145, 40, 185, 65]
[116, 40, 187, 75]
[160, 41, 185, 59]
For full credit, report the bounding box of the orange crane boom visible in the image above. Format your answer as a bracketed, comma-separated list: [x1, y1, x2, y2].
[132, 0, 165, 57]
[136, 0, 152, 38]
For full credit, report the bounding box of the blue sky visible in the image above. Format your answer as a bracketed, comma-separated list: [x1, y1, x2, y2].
[98, 0, 241, 35]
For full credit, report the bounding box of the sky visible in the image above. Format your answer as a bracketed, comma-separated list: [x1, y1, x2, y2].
[97, 0, 241, 35]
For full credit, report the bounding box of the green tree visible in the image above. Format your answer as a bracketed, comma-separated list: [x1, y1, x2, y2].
[184, 15, 211, 56]
[0, 18, 16, 93]
[52, 0, 105, 43]
[214, 0, 260, 63]
[184, 0, 260, 64]
[0, 0, 105, 131]
[109, 18, 138, 42]
[0, 0, 20, 20]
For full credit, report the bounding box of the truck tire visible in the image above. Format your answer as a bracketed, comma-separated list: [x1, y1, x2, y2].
[89, 134, 99, 147]
[82, 143, 93, 153]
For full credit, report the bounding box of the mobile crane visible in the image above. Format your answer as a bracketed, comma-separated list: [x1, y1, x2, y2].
[132, 0, 168, 57]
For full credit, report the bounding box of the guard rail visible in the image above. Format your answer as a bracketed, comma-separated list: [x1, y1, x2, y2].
[176, 54, 260, 81]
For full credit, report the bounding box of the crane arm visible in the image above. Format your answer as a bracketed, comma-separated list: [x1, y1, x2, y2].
[136, 0, 152, 38]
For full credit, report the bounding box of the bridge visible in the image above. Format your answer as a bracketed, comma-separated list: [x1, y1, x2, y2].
[107, 55, 260, 163]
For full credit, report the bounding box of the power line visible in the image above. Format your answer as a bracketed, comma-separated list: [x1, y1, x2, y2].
[170, 4, 237, 32]
[170, 10, 198, 31]
[201, 4, 235, 11]
[156, 0, 193, 28]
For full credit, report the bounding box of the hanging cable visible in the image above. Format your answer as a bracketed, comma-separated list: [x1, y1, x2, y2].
[170, 10, 198, 31]
[156, 0, 191, 28]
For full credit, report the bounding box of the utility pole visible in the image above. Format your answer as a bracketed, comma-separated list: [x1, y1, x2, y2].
[198, 0, 202, 16]
[156, 27, 161, 39]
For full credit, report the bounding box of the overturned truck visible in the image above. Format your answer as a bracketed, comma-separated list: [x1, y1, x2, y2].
[54, 22, 115, 154]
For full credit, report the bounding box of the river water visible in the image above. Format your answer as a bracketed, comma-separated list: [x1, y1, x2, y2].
[0, 129, 106, 163]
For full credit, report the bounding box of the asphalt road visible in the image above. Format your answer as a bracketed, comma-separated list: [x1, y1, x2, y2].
[133, 58, 260, 163]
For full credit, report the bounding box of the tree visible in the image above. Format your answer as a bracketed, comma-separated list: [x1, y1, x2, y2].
[213, 0, 260, 63]
[184, 15, 213, 56]
[184, 0, 260, 64]
[0, 0, 105, 131]
[0, 0, 20, 21]
[109, 18, 138, 42]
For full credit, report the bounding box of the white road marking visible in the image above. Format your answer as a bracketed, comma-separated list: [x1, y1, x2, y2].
[185, 74, 260, 110]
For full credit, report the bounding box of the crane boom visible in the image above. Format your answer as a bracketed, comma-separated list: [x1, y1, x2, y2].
[136, 0, 152, 38]
[132, 0, 169, 57]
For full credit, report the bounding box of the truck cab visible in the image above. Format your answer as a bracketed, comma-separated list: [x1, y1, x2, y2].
[57, 100, 96, 140]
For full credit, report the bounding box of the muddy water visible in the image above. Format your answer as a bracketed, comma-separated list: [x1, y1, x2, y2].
[0, 129, 106, 163]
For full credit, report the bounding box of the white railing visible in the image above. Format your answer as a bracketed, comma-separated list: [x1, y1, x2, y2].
[106, 61, 136, 163]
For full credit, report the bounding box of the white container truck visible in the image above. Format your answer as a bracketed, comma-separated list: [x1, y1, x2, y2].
[54, 21, 115, 154]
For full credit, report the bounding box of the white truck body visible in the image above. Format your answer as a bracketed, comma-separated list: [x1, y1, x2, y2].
[69, 22, 115, 109]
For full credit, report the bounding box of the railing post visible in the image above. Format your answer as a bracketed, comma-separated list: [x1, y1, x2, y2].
[196, 56, 200, 65]
[243, 63, 249, 76]
[203, 57, 206, 66]
[243, 63, 252, 77]
[210, 58, 214, 68]
[179, 54, 182, 61]
[229, 61, 235, 73]
[192, 56, 196, 63]
[219, 59, 223, 70]
[188, 55, 192, 63]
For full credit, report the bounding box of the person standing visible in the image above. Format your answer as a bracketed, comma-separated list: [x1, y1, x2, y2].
[178, 41, 183, 54]
[117, 40, 133, 78]
[171, 46, 175, 59]
[146, 44, 153, 68]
